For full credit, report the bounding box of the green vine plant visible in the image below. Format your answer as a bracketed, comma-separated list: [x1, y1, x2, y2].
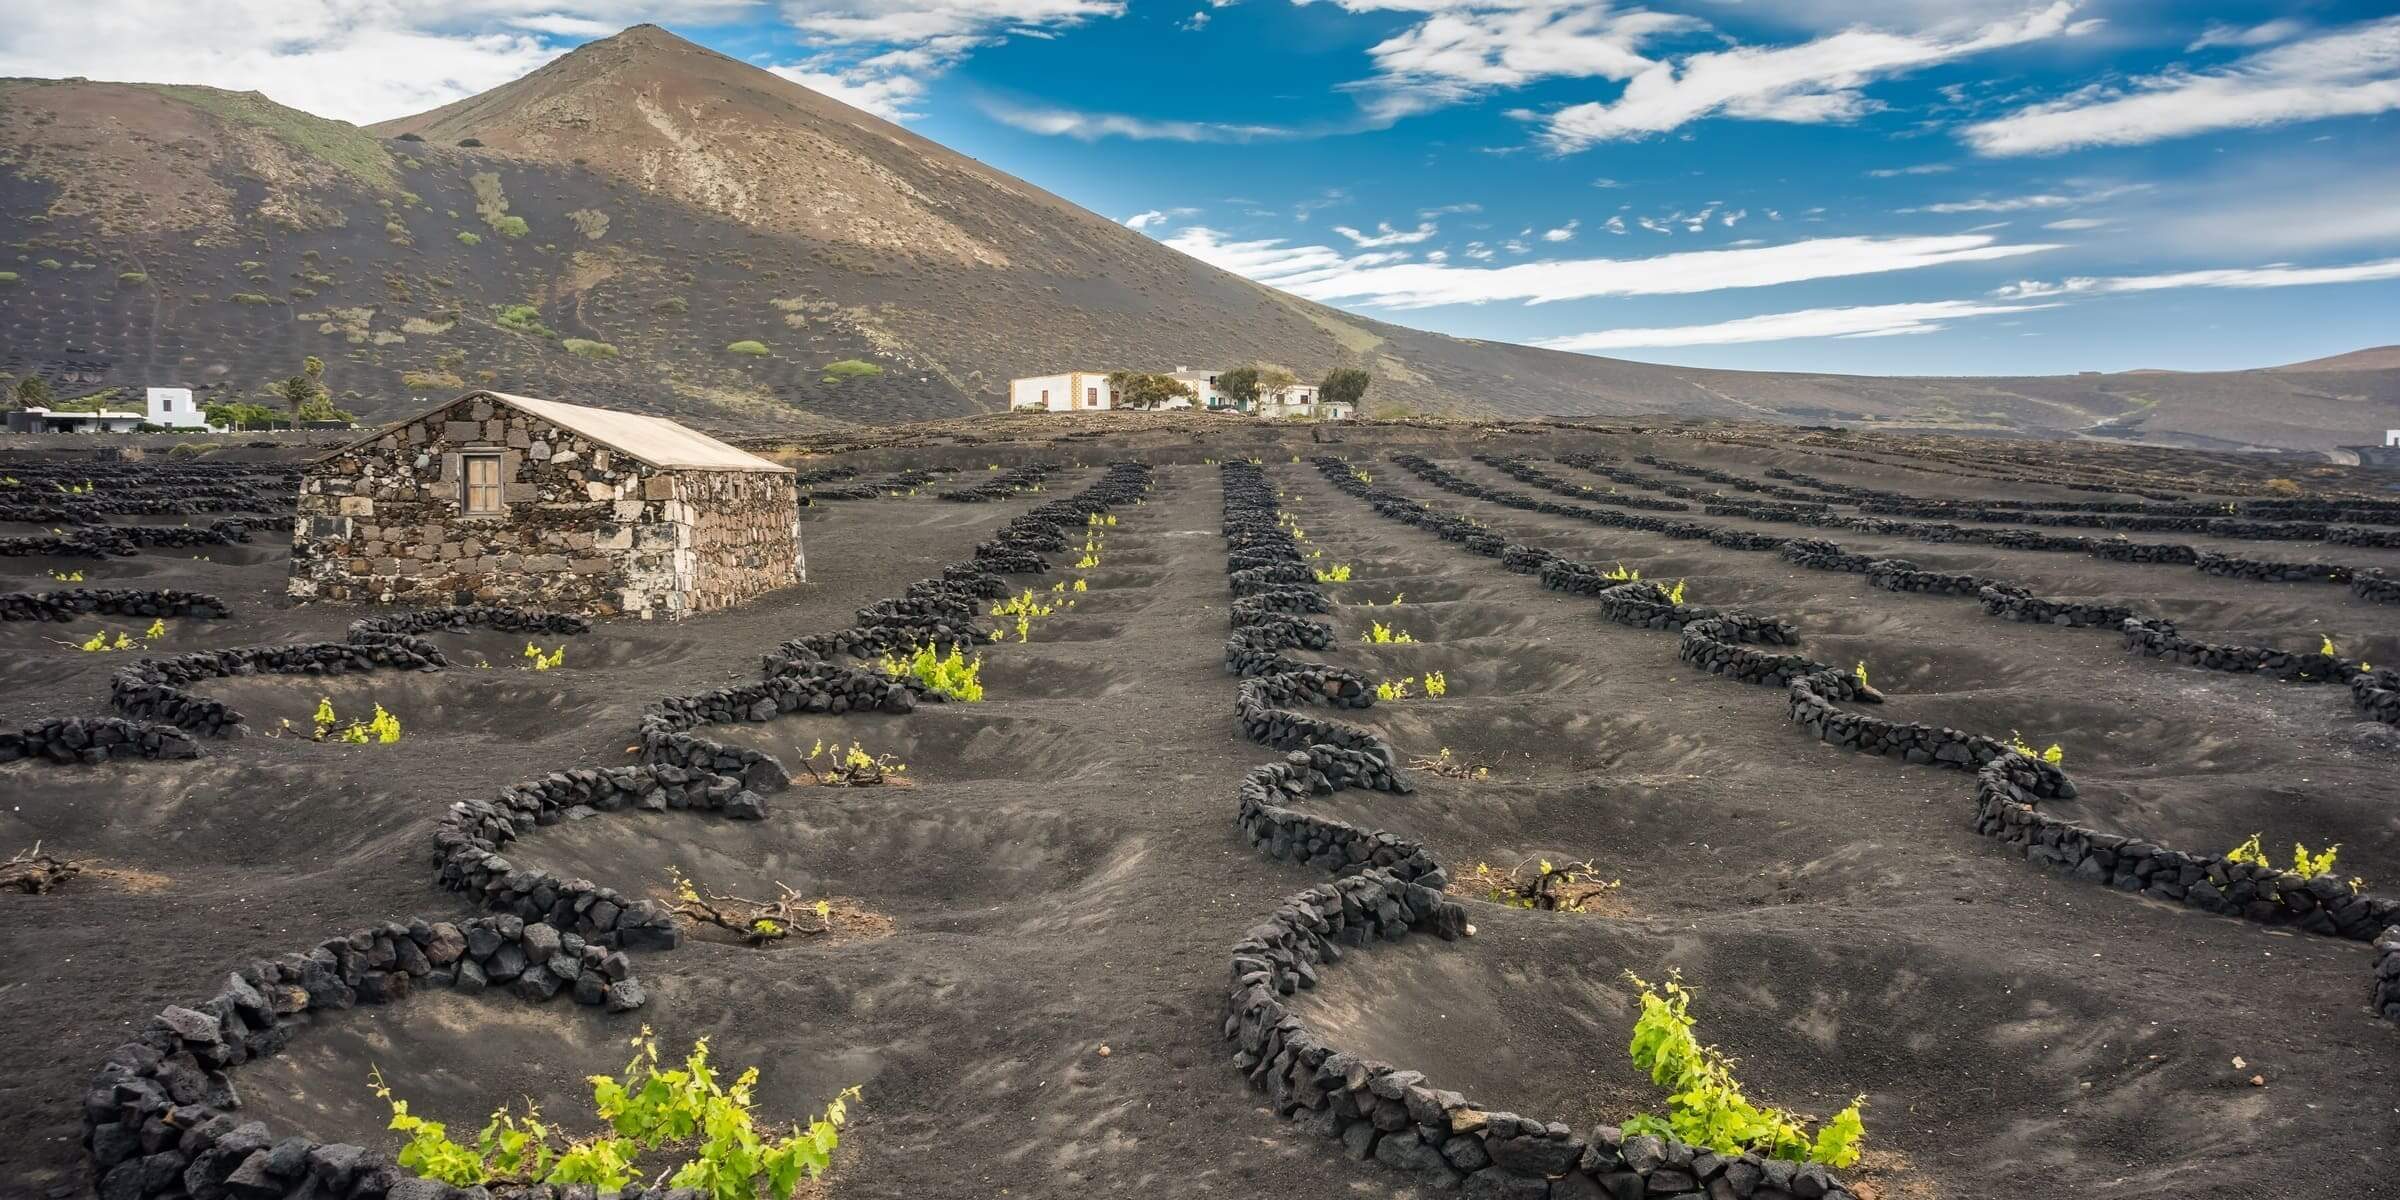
[1375, 677, 1414, 702]
[48, 569, 86, 582]
[524, 642, 567, 671]
[1422, 671, 1448, 698]
[2226, 833, 2356, 888]
[1361, 621, 1416, 645]
[1853, 662, 1870, 691]
[2001, 730, 2064, 766]
[876, 643, 984, 702]
[669, 866, 836, 946]
[1601, 562, 1641, 582]
[309, 698, 403, 744]
[2320, 634, 2339, 657]
[990, 589, 1057, 643]
[370, 1029, 859, 1198]
[1666, 579, 1688, 605]
[1315, 563, 1353, 583]
[800, 739, 907, 787]
[1407, 747, 1491, 781]
[1461, 858, 1617, 912]
[1623, 971, 1867, 1168]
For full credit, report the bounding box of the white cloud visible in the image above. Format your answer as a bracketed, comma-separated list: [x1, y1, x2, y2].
[778, 0, 1125, 46]
[1333, 221, 1440, 247]
[1542, 220, 1579, 242]
[1536, 298, 2050, 351]
[1902, 183, 2147, 214]
[1123, 208, 1198, 229]
[1962, 15, 2400, 155]
[1162, 227, 2059, 309]
[1867, 163, 1952, 177]
[0, 0, 651, 123]
[977, 96, 1290, 141]
[1603, 215, 1627, 234]
[508, 13, 628, 37]
[1995, 257, 2400, 298]
[1543, 2, 2095, 151]
[768, 62, 927, 119]
[2041, 217, 2109, 230]
[1181, 9, 1208, 30]
[2187, 19, 2307, 52]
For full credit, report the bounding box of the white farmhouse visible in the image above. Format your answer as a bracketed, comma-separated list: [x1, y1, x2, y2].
[1010, 371, 1115, 412]
[146, 387, 205, 429]
[1011, 367, 1355, 419]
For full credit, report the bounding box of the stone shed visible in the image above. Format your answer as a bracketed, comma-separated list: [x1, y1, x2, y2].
[290, 391, 801, 619]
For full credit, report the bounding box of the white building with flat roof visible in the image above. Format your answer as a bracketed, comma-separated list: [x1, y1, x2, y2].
[1011, 367, 1355, 419]
[147, 387, 204, 428]
[1009, 372, 1114, 412]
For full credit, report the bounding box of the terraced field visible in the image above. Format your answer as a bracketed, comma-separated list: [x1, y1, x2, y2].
[4, 425, 2397, 1200]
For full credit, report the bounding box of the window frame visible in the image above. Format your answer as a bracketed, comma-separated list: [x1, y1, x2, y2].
[460, 449, 506, 517]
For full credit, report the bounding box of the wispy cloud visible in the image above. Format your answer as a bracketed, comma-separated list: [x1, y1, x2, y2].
[1994, 257, 2400, 298]
[1867, 163, 1952, 177]
[1332, 221, 1440, 247]
[978, 95, 1291, 141]
[780, 0, 1126, 46]
[1901, 183, 2147, 214]
[1542, 2, 2097, 151]
[1962, 15, 2400, 155]
[2187, 18, 2307, 52]
[1536, 298, 2049, 351]
[1161, 227, 2059, 308]
[1541, 219, 1579, 242]
[1123, 207, 1199, 229]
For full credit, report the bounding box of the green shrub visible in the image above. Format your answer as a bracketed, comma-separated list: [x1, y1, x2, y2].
[371, 1032, 859, 1197]
[491, 214, 529, 239]
[117, 271, 147, 285]
[228, 293, 273, 305]
[0, 272, 17, 284]
[495, 304, 554, 338]
[455, 231, 482, 246]
[654, 297, 688, 314]
[1625, 971, 1865, 1167]
[35, 258, 61, 270]
[725, 340, 769, 356]
[820, 358, 881, 382]
[562, 338, 619, 359]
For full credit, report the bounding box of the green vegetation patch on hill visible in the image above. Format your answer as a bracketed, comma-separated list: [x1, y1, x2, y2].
[821, 358, 881, 383]
[137, 84, 397, 190]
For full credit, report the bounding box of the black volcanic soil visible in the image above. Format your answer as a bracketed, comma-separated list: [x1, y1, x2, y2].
[3, 429, 2396, 1200]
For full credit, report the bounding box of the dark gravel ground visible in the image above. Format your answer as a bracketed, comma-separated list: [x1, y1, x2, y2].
[3, 435, 2396, 1200]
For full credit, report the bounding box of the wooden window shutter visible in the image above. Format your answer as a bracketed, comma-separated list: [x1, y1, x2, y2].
[462, 453, 503, 515]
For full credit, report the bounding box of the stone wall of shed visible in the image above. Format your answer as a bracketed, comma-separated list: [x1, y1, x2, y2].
[289, 396, 664, 616]
[670, 471, 802, 615]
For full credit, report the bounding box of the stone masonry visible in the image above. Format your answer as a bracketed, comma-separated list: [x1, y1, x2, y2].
[289, 392, 798, 619]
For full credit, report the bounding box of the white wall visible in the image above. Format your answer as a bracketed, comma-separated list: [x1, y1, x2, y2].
[1009, 372, 1113, 412]
[146, 387, 204, 428]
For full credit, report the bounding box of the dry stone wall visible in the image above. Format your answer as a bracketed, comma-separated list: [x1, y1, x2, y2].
[1324, 456, 2400, 1031]
[73, 463, 1160, 1200]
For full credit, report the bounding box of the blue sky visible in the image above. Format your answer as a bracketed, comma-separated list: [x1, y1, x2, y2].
[5, 0, 2397, 376]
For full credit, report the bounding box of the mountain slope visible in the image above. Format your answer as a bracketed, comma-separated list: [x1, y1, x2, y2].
[2271, 346, 2400, 373]
[2, 25, 2396, 451]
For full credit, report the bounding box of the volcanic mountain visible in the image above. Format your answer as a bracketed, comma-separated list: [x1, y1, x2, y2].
[1, 24, 2394, 450]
